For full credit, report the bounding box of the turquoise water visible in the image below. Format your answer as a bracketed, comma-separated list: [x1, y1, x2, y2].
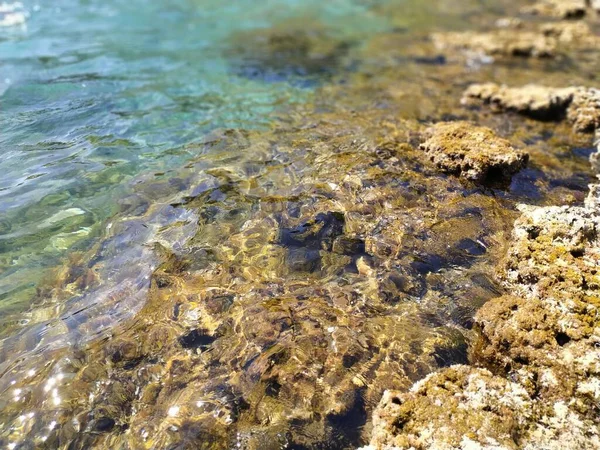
[8, 0, 594, 448]
[0, 0, 394, 325]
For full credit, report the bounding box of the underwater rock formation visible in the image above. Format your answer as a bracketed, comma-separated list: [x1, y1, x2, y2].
[463, 83, 600, 132]
[419, 121, 528, 184]
[226, 24, 352, 85]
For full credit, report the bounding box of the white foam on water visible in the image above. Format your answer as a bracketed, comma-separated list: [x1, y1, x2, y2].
[0, 2, 28, 27]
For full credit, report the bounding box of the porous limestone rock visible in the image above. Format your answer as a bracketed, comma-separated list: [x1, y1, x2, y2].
[568, 88, 600, 132]
[419, 121, 528, 184]
[462, 83, 577, 120]
[432, 21, 599, 60]
[365, 365, 534, 450]
[431, 29, 556, 58]
[540, 21, 600, 46]
[364, 185, 600, 450]
[463, 83, 600, 133]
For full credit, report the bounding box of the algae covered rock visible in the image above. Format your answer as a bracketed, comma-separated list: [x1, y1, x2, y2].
[364, 364, 600, 450]
[365, 188, 600, 450]
[419, 121, 528, 185]
[365, 365, 533, 450]
[473, 189, 600, 393]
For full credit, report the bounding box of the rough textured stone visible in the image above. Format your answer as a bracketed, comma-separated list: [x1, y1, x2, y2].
[431, 29, 556, 58]
[365, 185, 600, 450]
[365, 365, 600, 450]
[432, 21, 599, 60]
[365, 366, 533, 450]
[463, 83, 600, 133]
[540, 21, 600, 46]
[475, 189, 600, 386]
[568, 88, 600, 132]
[462, 83, 577, 120]
[419, 121, 528, 184]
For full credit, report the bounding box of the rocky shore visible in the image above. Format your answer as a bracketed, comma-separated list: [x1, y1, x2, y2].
[364, 170, 600, 449]
[363, 1, 600, 448]
[2, 1, 600, 449]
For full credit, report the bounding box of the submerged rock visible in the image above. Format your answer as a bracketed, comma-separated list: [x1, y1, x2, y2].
[419, 121, 528, 184]
[463, 83, 600, 132]
[226, 24, 352, 85]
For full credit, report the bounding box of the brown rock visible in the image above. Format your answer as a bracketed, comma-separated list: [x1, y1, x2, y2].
[568, 88, 600, 132]
[432, 22, 599, 61]
[540, 21, 600, 46]
[365, 186, 600, 450]
[521, 0, 588, 19]
[419, 121, 528, 184]
[462, 83, 577, 120]
[365, 365, 533, 450]
[464, 83, 600, 133]
[431, 29, 557, 58]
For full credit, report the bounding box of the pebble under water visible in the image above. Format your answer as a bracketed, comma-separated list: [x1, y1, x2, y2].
[1, 0, 599, 449]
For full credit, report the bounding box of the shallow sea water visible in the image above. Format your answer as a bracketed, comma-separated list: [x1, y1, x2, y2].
[1, 0, 599, 448]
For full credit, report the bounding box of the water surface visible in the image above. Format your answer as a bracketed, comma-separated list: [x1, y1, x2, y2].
[1, 0, 598, 448]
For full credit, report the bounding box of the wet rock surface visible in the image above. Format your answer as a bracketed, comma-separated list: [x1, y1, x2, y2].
[364, 5, 600, 440]
[365, 183, 600, 450]
[365, 365, 533, 450]
[419, 121, 528, 185]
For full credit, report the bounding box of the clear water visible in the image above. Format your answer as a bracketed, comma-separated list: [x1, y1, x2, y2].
[1, 0, 598, 448]
[0, 0, 393, 324]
